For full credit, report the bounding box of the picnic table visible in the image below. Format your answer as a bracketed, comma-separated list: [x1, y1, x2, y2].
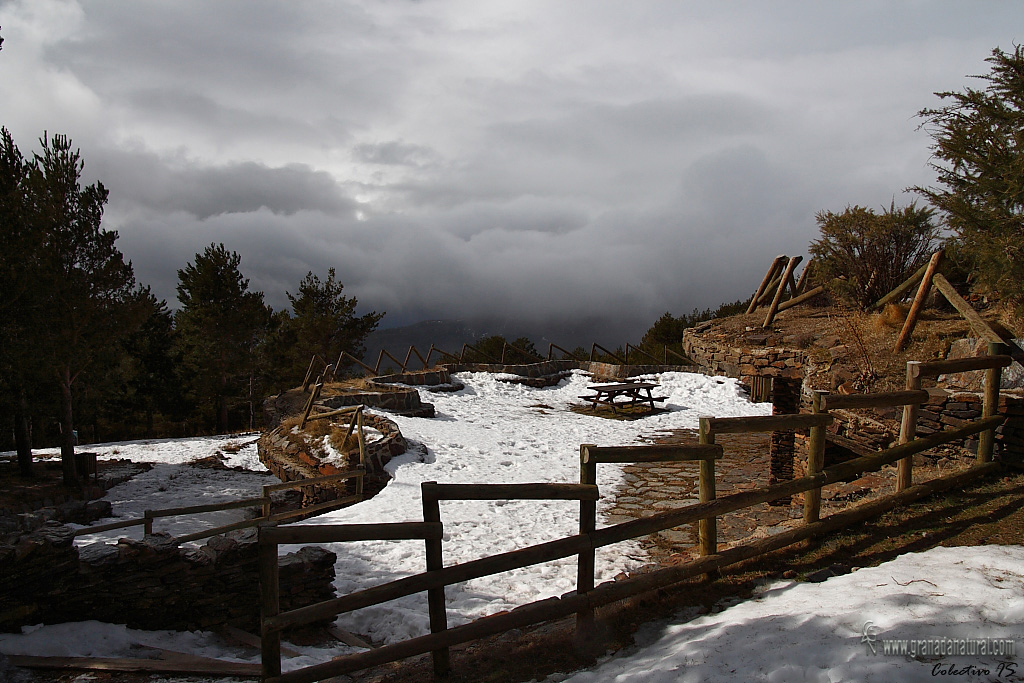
[579, 381, 667, 414]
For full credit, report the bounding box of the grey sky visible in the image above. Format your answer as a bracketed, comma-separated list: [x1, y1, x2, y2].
[1, 1, 1020, 342]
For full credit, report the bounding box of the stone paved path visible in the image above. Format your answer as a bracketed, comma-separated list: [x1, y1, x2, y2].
[602, 428, 963, 564]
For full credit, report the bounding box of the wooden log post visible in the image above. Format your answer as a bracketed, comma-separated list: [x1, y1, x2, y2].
[978, 341, 1007, 464]
[897, 361, 923, 492]
[803, 391, 828, 524]
[763, 256, 802, 328]
[793, 259, 814, 296]
[747, 255, 787, 314]
[871, 260, 930, 310]
[697, 418, 717, 557]
[301, 355, 321, 393]
[143, 510, 154, 536]
[299, 377, 324, 430]
[893, 250, 944, 353]
[755, 272, 787, 308]
[575, 445, 598, 653]
[259, 532, 282, 680]
[420, 482, 450, 676]
[356, 408, 366, 498]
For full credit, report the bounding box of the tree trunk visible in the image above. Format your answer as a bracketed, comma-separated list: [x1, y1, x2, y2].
[60, 372, 78, 486]
[14, 383, 33, 477]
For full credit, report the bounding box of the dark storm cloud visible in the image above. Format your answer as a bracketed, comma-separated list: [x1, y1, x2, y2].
[3, 1, 1022, 343]
[93, 149, 357, 219]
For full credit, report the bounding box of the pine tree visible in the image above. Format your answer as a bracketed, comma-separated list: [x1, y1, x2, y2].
[23, 133, 146, 484]
[175, 244, 271, 432]
[915, 46, 1024, 317]
[286, 268, 383, 379]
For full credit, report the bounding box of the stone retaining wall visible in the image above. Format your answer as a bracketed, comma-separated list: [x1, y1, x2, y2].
[258, 412, 406, 507]
[321, 386, 434, 418]
[0, 524, 335, 633]
[682, 332, 807, 381]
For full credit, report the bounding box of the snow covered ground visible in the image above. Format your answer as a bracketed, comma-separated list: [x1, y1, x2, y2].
[561, 545, 1024, 683]
[3, 370, 1018, 681]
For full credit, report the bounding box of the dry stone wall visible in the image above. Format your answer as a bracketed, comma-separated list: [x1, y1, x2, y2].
[0, 523, 335, 633]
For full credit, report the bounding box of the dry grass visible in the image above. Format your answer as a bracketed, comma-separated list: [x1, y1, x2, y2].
[874, 303, 908, 330]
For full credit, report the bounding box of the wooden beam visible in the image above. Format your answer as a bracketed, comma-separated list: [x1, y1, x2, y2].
[931, 273, 1004, 344]
[776, 284, 827, 313]
[582, 444, 723, 463]
[706, 412, 833, 434]
[894, 250, 944, 353]
[7, 654, 261, 677]
[822, 390, 930, 411]
[912, 354, 1012, 378]
[871, 260, 930, 310]
[763, 256, 802, 327]
[421, 482, 600, 501]
[747, 255, 787, 314]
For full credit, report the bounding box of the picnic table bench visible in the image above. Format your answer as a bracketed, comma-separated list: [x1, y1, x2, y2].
[579, 381, 667, 414]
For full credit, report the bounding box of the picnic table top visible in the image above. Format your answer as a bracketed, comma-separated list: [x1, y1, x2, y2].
[586, 381, 659, 392]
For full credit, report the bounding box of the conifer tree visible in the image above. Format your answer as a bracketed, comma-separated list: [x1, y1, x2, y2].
[915, 46, 1024, 317]
[175, 244, 271, 432]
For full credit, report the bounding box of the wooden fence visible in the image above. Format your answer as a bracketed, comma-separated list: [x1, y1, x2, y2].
[258, 352, 1011, 683]
[74, 407, 369, 546]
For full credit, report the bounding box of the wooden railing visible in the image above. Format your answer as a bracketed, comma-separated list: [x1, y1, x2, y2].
[74, 408, 369, 546]
[259, 349, 1012, 682]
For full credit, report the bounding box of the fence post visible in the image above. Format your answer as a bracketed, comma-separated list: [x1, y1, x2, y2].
[698, 418, 717, 556]
[803, 391, 828, 523]
[979, 341, 1007, 464]
[143, 510, 153, 536]
[262, 486, 272, 519]
[259, 530, 281, 680]
[897, 361, 923, 492]
[356, 408, 367, 496]
[421, 482, 450, 676]
[575, 444, 598, 652]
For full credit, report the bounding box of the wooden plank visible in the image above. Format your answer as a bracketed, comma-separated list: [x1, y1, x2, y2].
[931, 273, 1005, 344]
[266, 533, 592, 632]
[793, 258, 814, 295]
[583, 444, 723, 463]
[776, 284, 827, 313]
[219, 625, 303, 658]
[263, 468, 364, 493]
[747, 255, 787, 314]
[174, 516, 266, 545]
[894, 250, 944, 353]
[73, 517, 146, 536]
[763, 256, 802, 327]
[304, 405, 362, 422]
[913, 354, 1012, 378]
[328, 626, 374, 650]
[822, 389, 930, 411]
[265, 494, 361, 524]
[147, 496, 269, 519]
[706, 413, 833, 434]
[8, 654, 262, 676]
[421, 482, 600, 501]
[262, 521, 442, 545]
[872, 260, 929, 310]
